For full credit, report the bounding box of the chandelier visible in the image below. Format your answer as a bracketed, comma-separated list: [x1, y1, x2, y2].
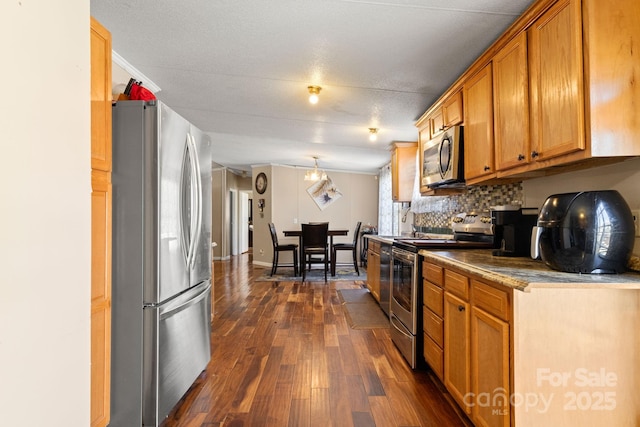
[304, 156, 327, 182]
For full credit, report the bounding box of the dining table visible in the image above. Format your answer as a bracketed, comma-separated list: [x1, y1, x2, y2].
[283, 227, 349, 275]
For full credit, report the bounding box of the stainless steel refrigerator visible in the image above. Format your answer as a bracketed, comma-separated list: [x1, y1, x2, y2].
[110, 100, 212, 427]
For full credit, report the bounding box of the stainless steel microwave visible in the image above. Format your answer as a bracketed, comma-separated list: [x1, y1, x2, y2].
[420, 125, 464, 188]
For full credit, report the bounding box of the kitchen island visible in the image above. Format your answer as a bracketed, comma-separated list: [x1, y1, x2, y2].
[419, 249, 640, 427]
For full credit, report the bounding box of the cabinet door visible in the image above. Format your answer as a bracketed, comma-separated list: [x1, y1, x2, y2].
[90, 16, 112, 427]
[367, 249, 380, 301]
[391, 143, 417, 202]
[444, 292, 471, 414]
[493, 32, 529, 171]
[585, 0, 640, 156]
[463, 64, 494, 182]
[418, 127, 431, 193]
[430, 108, 445, 137]
[471, 307, 510, 427]
[528, 0, 584, 161]
[443, 91, 463, 128]
[91, 17, 112, 172]
[391, 149, 399, 201]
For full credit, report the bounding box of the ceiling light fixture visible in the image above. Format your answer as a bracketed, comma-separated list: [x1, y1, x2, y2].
[304, 156, 328, 181]
[369, 128, 378, 142]
[308, 85, 321, 104]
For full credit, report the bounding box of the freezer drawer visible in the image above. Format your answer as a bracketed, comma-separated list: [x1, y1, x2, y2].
[142, 281, 211, 426]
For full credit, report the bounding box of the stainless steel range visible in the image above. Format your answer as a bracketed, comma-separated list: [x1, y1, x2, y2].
[390, 246, 420, 368]
[390, 213, 494, 369]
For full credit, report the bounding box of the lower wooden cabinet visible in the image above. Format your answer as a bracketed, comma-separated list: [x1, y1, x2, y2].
[423, 331, 444, 379]
[366, 240, 380, 301]
[424, 254, 639, 426]
[422, 262, 445, 379]
[427, 260, 512, 426]
[444, 291, 471, 414]
[471, 306, 510, 427]
[471, 279, 511, 427]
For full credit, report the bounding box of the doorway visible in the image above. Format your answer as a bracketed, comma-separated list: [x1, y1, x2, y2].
[229, 189, 251, 256]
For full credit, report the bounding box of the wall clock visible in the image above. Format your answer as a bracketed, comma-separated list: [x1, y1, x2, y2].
[255, 172, 268, 194]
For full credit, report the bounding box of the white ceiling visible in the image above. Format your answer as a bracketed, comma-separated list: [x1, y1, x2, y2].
[90, 0, 535, 175]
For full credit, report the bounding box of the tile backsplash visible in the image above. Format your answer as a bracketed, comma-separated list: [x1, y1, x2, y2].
[412, 183, 524, 232]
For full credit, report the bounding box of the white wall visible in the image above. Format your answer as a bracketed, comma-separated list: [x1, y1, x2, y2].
[252, 165, 379, 268]
[0, 2, 91, 426]
[523, 157, 640, 251]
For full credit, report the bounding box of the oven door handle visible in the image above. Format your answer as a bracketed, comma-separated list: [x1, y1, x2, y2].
[392, 248, 416, 264]
[390, 315, 412, 338]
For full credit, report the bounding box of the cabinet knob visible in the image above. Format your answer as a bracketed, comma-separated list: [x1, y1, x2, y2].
[518, 154, 525, 161]
[483, 165, 491, 171]
[531, 151, 539, 158]
[458, 305, 465, 312]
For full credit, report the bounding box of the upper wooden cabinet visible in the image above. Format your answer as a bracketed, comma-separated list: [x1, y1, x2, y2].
[391, 141, 417, 202]
[528, 0, 585, 163]
[91, 17, 112, 172]
[583, 0, 640, 157]
[493, 32, 530, 172]
[415, 0, 640, 186]
[429, 109, 444, 138]
[419, 91, 463, 140]
[463, 64, 494, 183]
[442, 91, 463, 131]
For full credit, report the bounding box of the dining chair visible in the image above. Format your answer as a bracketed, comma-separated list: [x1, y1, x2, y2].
[331, 221, 362, 276]
[268, 223, 298, 276]
[301, 222, 329, 281]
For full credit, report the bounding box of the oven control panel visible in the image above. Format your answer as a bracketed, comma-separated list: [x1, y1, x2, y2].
[452, 212, 494, 236]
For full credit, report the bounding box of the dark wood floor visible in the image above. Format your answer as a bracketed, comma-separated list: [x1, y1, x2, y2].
[161, 252, 472, 427]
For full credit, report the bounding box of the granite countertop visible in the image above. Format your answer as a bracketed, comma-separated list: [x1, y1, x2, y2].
[364, 234, 397, 244]
[419, 249, 640, 292]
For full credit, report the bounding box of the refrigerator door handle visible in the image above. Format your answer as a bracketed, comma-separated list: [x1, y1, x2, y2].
[179, 133, 202, 269]
[179, 138, 190, 265]
[186, 133, 203, 270]
[160, 282, 211, 319]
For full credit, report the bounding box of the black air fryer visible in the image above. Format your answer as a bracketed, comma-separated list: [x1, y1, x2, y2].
[536, 191, 634, 274]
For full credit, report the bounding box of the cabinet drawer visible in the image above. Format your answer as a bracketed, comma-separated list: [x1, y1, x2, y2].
[444, 269, 469, 300]
[423, 306, 443, 347]
[423, 262, 443, 286]
[423, 280, 444, 317]
[369, 240, 380, 253]
[472, 280, 510, 321]
[423, 333, 444, 380]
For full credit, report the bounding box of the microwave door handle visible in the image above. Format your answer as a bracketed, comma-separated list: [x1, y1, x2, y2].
[439, 135, 451, 177]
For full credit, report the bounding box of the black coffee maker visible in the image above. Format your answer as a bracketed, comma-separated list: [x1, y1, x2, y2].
[491, 205, 539, 257]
